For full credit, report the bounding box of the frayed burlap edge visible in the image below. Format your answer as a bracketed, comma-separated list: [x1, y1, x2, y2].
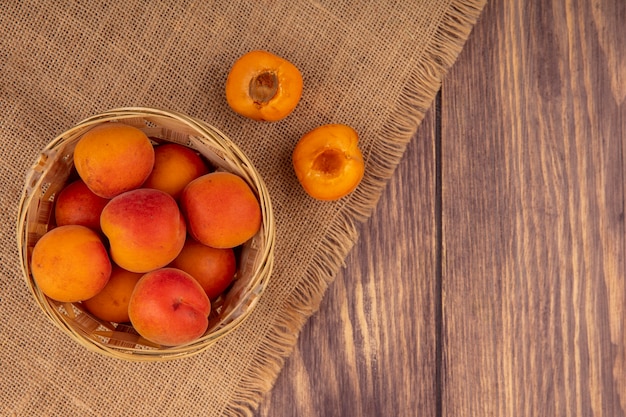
[225, 1, 488, 415]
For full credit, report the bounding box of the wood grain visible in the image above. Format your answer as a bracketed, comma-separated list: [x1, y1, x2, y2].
[255, 0, 625, 415]
[255, 103, 439, 416]
[441, 0, 626, 416]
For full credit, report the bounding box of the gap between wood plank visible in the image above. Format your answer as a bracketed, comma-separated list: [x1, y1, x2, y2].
[434, 89, 443, 417]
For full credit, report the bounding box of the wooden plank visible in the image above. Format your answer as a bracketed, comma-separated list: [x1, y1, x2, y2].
[441, 0, 626, 416]
[255, 103, 439, 416]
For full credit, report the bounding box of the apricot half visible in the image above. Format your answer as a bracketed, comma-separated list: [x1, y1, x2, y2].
[292, 124, 365, 201]
[225, 50, 303, 121]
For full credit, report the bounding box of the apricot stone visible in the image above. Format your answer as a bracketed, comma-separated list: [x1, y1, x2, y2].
[31, 225, 112, 302]
[128, 268, 211, 346]
[180, 172, 262, 248]
[100, 188, 186, 273]
[74, 123, 155, 198]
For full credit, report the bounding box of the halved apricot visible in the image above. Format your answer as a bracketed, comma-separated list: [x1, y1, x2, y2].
[292, 124, 365, 201]
[225, 50, 303, 122]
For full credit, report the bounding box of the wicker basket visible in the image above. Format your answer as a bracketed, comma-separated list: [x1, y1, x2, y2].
[16, 107, 275, 361]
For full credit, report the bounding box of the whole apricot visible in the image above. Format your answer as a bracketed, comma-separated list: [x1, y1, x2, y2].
[225, 50, 303, 121]
[292, 124, 365, 201]
[170, 238, 237, 300]
[31, 225, 112, 302]
[100, 188, 187, 273]
[128, 268, 211, 346]
[54, 179, 110, 232]
[142, 143, 209, 200]
[82, 265, 142, 323]
[74, 123, 155, 198]
[180, 172, 262, 249]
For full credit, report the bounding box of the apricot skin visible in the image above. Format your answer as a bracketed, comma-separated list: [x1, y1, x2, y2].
[100, 188, 187, 273]
[128, 268, 211, 346]
[73, 123, 155, 198]
[54, 179, 110, 232]
[292, 124, 365, 201]
[31, 225, 112, 303]
[225, 50, 303, 122]
[170, 238, 237, 300]
[82, 265, 142, 323]
[180, 172, 262, 249]
[142, 143, 209, 200]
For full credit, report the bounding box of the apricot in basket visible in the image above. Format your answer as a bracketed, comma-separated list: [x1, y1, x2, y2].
[31, 225, 112, 303]
[181, 171, 262, 249]
[73, 123, 155, 199]
[82, 265, 142, 323]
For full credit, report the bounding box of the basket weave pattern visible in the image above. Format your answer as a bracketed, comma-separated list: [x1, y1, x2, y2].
[17, 107, 275, 361]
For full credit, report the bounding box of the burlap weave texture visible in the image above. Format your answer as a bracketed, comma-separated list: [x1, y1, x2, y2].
[0, 1, 485, 415]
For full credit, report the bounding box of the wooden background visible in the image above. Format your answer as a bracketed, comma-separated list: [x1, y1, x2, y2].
[256, 0, 626, 415]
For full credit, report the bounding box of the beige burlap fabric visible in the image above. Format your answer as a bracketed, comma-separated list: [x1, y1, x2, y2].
[0, 1, 485, 415]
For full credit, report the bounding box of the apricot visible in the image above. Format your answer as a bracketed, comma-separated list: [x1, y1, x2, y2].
[73, 123, 155, 198]
[31, 225, 112, 303]
[225, 50, 303, 121]
[292, 124, 365, 201]
[128, 268, 211, 346]
[142, 143, 209, 200]
[170, 238, 237, 300]
[180, 172, 262, 249]
[82, 265, 142, 323]
[100, 188, 186, 273]
[54, 179, 110, 232]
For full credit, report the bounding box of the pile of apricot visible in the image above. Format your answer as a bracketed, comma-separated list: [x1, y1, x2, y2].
[31, 123, 261, 346]
[225, 50, 365, 201]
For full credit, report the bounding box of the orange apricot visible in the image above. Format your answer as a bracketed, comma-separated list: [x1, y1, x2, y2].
[54, 179, 110, 232]
[170, 238, 237, 300]
[292, 124, 365, 201]
[180, 172, 262, 248]
[74, 123, 155, 198]
[82, 265, 142, 323]
[128, 268, 211, 346]
[100, 188, 187, 273]
[142, 143, 209, 200]
[31, 225, 112, 302]
[225, 50, 303, 121]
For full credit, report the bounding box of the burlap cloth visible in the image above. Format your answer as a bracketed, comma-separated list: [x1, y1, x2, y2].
[0, 1, 485, 415]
